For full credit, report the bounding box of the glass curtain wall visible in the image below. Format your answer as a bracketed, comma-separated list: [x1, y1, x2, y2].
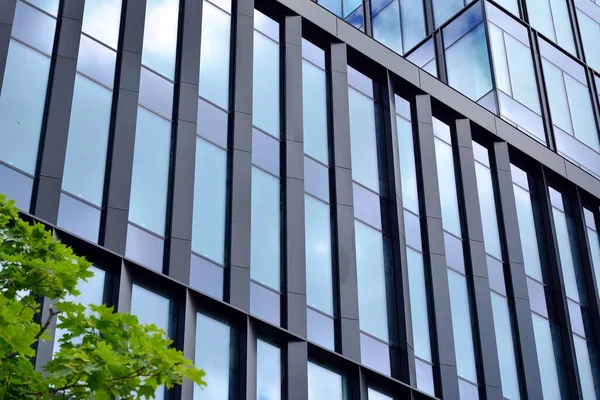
[302, 39, 336, 351]
[472, 142, 521, 400]
[0, 0, 58, 210]
[406, 38, 437, 77]
[394, 95, 435, 395]
[257, 339, 282, 400]
[126, 0, 180, 272]
[583, 207, 600, 298]
[432, 118, 480, 399]
[250, 10, 282, 326]
[317, 0, 365, 30]
[347, 66, 394, 376]
[524, 0, 575, 54]
[58, 0, 122, 243]
[510, 164, 567, 400]
[574, 0, 600, 73]
[190, 0, 233, 300]
[370, 0, 426, 55]
[307, 362, 346, 400]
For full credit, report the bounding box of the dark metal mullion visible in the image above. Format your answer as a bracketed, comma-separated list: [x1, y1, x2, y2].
[565, 0, 585, 62]
[382, 71, 415, 385]
[454, 119, 503, 400]
[363, 0, 373, 37]
[0, 0, 16, 94]
[422, 0, 435, 36]
[586, 67, 600, 144]
[492, 141, 544, 400]
[179, 289, 197, 400]
[33, 0, 84, 223]
[413, 94, 460, 400]
[480, 1, 501, 116]
[434, 30, 447, 84]
[529, 31, 556, 152]
[537, 166, 584, 400]
[166, 0, 203, 284]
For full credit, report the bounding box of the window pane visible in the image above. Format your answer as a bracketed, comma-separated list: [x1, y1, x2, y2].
[434, 137, 462, 237]
[305, 195, 334, 315]
[62, 75, 112, 206]
[564, 74, 599, 152]
[142, 0, 179, 79]
[448, 269, 478, 383]
[397, 114, 419, 214]
[0, 164, 33, 211]
[407, 248, 432, 361]
[82, 0, 122, 48]
[194, 314, 231, 400]
[355, 220, 389, 341]
[400, 0, 426, 51]
[474, 161, 502, 259]
[129, 108, 171, 235]
[360, 332, 391, 375]
[349, 88, 380, 193]
[192, 138, 228, 264]
[251, 167, 281, 290]
[577, 7, 600, 72]
[433, 0, 465, 28]
[12, 1, 56, 54]
[199, 1, 231, 109]
[57, 193, 101, 243]
[27, 0, 59, 15]
[532, 314, 563, 400]
[513, 185, 544, 281]
[251, 282, 281, 325]
[552, 207, 580, 301]
[252, 128, 280, 176]
[543, 60, 573, 135]
[415, 358, 435, 396]
[257, 340, 281, 400]
[0, 40, 50, 174]
[526, 0, 575, 53]
[491, 292, 521, 400]
[308, 362, 344, 400]
[302, 59, 329, 164]
[253, 31, 280, 137]
[505, 34, 541, 115]
[573, 335, 598, 400]
[372, 1, 402, 54]
[307, 308, 335, 350]
[190, 255, 224, 300]
[368, 388, 393, 400]
[77, 35, 117, 88]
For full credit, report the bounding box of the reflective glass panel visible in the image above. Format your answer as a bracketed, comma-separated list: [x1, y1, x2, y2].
[12, 1, 56, 54]
[77, 35, 117, 88]
[551, 207, 580, 301]
[372, 0, 402, 54]
[57, 194, 101, 243]
[474, 160, 502, 259]
[513, 185, 544, 281]
[491, 292, 521, 400]
[368, 388, 392, 400]
[526, 0, 575, 54]
[253, 30, 280, 138]
[433, 0, 466, 28]
[585, 221, 600, 297]
[434, 137, 462, 237]
[194, 313, 231, 399]
[27, 0, 59, 15]
[396, 112, 419, 214]
[407, 248, 432, 361]
[532, 314, 563, 400]
[308, 363, 344, 400]
[573, 335, 597, 400]
[257, 340, 281, 400]
[302, 58, 329, 165]
[307, 308, 335, 350]
[142, 0, 179, 79]
[576, 5, 600, 73]
[349, 88, 380, 193]
[82, 0, 122, 48]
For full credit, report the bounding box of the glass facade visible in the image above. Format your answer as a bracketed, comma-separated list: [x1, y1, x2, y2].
[371, 0, 426, 54]
[307, 362, 345, 399]
[317, 0, 364, 30]
[257, 339, 281, 400]
[194, 313, 232, 399]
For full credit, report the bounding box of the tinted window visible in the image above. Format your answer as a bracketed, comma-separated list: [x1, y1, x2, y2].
[253, 30, 280, 138]
[302, 59, 329, 164]
[194, 313, 231, 399]
[142, 0, 179, 79]
[257, 340, 281, 400]
[308, 363, 344, 399]
[434, 137, 462, 237]
[82, 0, 122, 48]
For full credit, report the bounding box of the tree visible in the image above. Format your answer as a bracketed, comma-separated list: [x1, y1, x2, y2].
[0, 194, 206, 399]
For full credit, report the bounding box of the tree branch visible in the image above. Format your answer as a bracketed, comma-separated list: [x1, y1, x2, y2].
[2, 304, 59, 361]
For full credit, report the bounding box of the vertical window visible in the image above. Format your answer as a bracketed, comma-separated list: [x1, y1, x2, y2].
[539, 38, 600, 179]
[371, 0, 426, 55]
[473, 143, 521, 400]
[307, 362, 345, 399]
[395, 95, 434, 395]
[511, 164, 567, 399]
[583, 208, 600, 298]
[432, 0, 471, 27]
[348, 67, 393, 376]
[406, 38, 437, 78]
[443, 2, 494, 111]
[302, 40, 335, 350]
[433, 118, 479, 396]
[525, 0, 575, 54]
[194, 313, 232, 399]
[53, 266, 106, 354]
[257, 340, 281, 400]
[575, 0, 600, 73]
[486, 2, 545, 144]
[0, 1, 57, 209]
[59, 0, 122, 242]
[549, 188, 599, 400]
[316, 0, 365, 30]
[131, 284, 172, 400]
[141, 0, 179, 79]
[368, 388, 393, 399]
[250, 11, 281, 326]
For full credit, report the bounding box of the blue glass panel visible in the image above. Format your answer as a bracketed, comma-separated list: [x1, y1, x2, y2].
[532, 314, 563, 400]
[407, 38, 436, 76]
[445, 232, 466, 273]
[415, 359, 435, 396]
[526, 0, 575, 54]
[308, 362, 344, 400]
[491, 292, 521, 400]
[195, 314, 231, 400]
[539, 39, 587, 84]
[493, 0, 520, 16]
[564, 75, 599, 152]
[63, 75, 112, 206]
[304, 156, 330, 203]
[253, 31, 280, 137]
[305, 195, 334, 314]
[344, 3, 365, 30]
[487, 255, 506, 295]
[576, 7, 600, 73]
[573, 335, 598, 400]
[302, 39, 326, 69]
[448, 269, 478, 383]
[302, 59, 329, 165]
[349, 88, 380, 193]
[555, 126, 600, 178]
[360, 333, 391, 376]
[190, 254, 224, 300]
[139, 67, 174, 118]
[472, 141, 489, 166]
[0, 164, 32, 211]
[192, 138, 228, 264]
[552, 207, 580, 302]
[82, 0, 122, 48]
[486, 3, 529, 44]
[513, 185, 544, 281]
[353, 183, 382, 230]
[126, 224, 164, 272]
[475, 162, 502, 259]
[372, 1, 402, 54]
[57, 194, 101, 243]
[307, 308, 335, 350]
[445, 23, 493, 101]
[197, 98, 228, 148]
[434, 138, 462, 237]
[584, 208, 596, 229]
[400, 0, 426, 52]
[395, 95, 411, 120]
[407, 248, 432, 361]
[347, 66, 373, 97]
[498, 91, 546, 144]
[141, 0, 179, 79]
[251, 282, 281, 325]
[199, 1, 231, 109]
[404, 211, 422, 251]
[257, 340, 281, 400]
[433, 0, 466, 28]
[12, 1, 56, 54]
[250, 167, 281, 290]
[368, 388, 393, 400]
[129, 108, 171, 235]
[397, 115, 419, 214]
[0, 40, 50, 174]
[527, 277, 548, 317]
[458, 379, 480, 400]
[504, 36, 541, 117]
[510, 164, 529, 189]
[477, 90, 497, 113]
[77, 35, 117, 88]
[27, 0, 59, 15]
[254, 9, 279, 42]
[568, 300, 585, 336]
[355, 221, 389, 341]
[318, 0, 342, 17]
[443, 2, 484, 48]
[252, 128, 280, 176]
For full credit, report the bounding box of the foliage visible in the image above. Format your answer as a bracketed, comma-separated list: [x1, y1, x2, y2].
[0, 194, 206, 399]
